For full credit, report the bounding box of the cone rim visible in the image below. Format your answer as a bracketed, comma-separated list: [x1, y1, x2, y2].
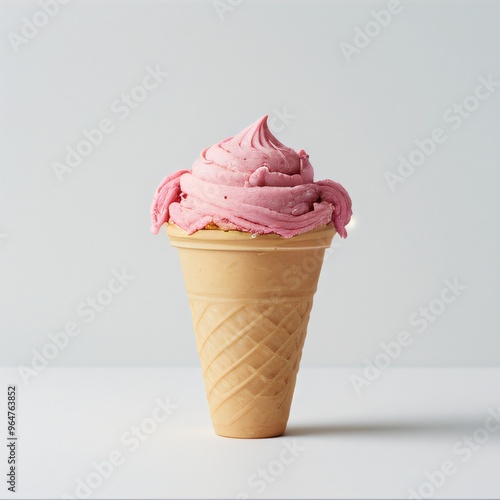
[166, 223, 335, 251]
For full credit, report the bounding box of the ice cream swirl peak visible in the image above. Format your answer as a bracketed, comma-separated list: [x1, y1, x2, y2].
[151, 116, 352, 238]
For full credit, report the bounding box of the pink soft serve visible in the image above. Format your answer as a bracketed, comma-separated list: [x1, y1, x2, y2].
[151, 116, 352, 238]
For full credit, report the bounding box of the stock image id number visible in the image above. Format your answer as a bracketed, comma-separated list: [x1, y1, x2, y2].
[7, 386, 16, 433]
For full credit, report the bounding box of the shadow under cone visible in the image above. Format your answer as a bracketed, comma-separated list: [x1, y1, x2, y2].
[167, 224, 335, 438]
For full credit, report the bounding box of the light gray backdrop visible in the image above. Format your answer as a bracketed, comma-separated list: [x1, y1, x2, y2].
[1, 0, 499, 368]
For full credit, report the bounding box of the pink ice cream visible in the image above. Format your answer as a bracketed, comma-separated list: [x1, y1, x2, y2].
[151, 116, 352, 238]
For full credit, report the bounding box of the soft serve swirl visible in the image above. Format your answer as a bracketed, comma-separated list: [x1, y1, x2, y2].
[151, 116, 352, 238]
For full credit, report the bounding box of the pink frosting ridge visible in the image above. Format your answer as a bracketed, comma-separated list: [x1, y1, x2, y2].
[151, 116, 352, 238]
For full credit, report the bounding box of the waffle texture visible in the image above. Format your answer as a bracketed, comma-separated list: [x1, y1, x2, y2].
[167, 223, 335, 438]
[191, 297, 312, 437]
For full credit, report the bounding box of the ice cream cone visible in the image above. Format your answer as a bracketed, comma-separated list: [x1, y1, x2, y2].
[166, 223, 335, 438]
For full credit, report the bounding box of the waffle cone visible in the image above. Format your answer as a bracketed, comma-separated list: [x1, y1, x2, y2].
[167, 223, 335, 438]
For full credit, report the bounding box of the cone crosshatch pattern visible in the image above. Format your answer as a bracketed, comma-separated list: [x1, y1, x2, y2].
[166, 223, 335, 438]
[190, 296, 312, 437]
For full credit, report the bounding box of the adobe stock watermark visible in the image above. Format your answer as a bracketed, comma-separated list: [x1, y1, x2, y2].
[265, 218, 353, 307]
[408, 404, 500, 499]
[275, 234, 333, 295]
[350, 277, 467, 395]
[385, 74, 499, 192]
[61, 397, 179, 499]
[213, 0, 243, 21]
[17, 268, 134, 385]
[268, 107, 295, 133]
[7, 0, 70, 53]
[273, 215, 355, 299]
[236, 440, 306, 498]
[52, 64, 169, 182]
[339, 0, 407, 63]
[194, 104, 294, 227]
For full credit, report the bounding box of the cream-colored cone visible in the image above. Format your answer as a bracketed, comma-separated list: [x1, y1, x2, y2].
[167, 223, 335, 438]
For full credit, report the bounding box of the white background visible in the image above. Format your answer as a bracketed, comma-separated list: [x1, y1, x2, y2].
[1, 0, 499, 368]
[1, 366, 499, 499]
[1, 2, 500, 500]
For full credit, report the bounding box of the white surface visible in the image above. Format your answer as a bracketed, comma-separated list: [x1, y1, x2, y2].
[1, 1, 500, 368]
[1, 367, 499, 499]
